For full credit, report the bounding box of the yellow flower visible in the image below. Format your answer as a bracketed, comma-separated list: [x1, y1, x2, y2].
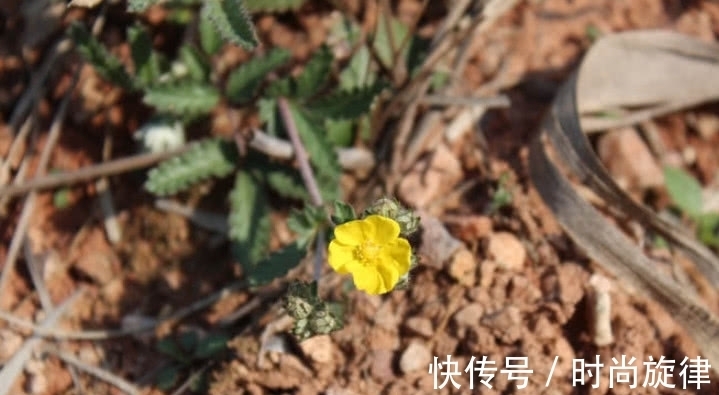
[328, 215, 412, 295]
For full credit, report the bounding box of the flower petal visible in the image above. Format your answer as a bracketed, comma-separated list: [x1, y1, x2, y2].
[385, 238, 412, 274]
[333, 219, 371, 245]
[352, 266, 388, 295]
[375, 255, 400, 291]
[328, 240, 354, 274]
[363, 215, 400, 243]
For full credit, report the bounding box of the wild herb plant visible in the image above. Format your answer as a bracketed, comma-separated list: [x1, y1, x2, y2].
[70, 0, 428, 360]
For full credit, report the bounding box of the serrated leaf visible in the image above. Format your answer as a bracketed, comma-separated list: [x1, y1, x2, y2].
[194, 333, 229, 359]
[244, 241, 305, 286]
[201, 0, 258, 50]
[244, 0, 305, 12]
[226, 48, 291, 104]
[199, 12, 223, 55]
[178, 45, 210, 82]
[331, 201, 356, 224]
[285, 102, 341, 201]
[267, 46, 333, 100]
[69, 23, 134, 90]
[307, 83, 385, 120]
[145, 138, 238, 196]
[664, 166, 703, 218]
[128, 24, 160, 88]
[143, 82, 219, 117]
[294, 46, 333, 99]
[263, 167, 308, 200]
[229, 170, 272, 268]
[127, 0, 158, 12]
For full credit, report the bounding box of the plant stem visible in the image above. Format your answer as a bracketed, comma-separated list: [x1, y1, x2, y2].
[276, 98, 324, 207]
[277, 97, 326, 284]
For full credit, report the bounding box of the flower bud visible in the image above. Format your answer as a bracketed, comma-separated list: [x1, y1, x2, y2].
[284, 282, 318, 320]
[363, 197, 420, 237]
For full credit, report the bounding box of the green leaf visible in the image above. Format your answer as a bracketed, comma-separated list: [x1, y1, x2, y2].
[244, 0, 306, 12]
[339, 45, 373, 90]
[324, 118, 354, 147]
[331, 201, 356, 225]
[267, 46, 333, 100]
[307, 83, 385, 120]
[258, 98, 280, 135]
[663, 166, 703, 218]
[155, 365, 181, 391]
[128, 24, 160, 88]
[144, 138, 238, 196]
[143, 82, 219, 117]
[69, 23, 134, 90]
[263, 167, 308, 200]
[157, 338, 190, 363]
[698, 213, 719, 248]
[244, 241, 305, 286]
[53, 189, 72, 209]
[229, 170, 272, 268]
[178, 331, 199, 353]
[287, 206, 326, 247]
[372, 13, 410, 70]
[294, 46, 333, 99]
[200, 0, 258, 50]
[127, 0, 159, 12]
[194, 333, 229, 359]
[285, 102, 341, 201]
[225, 48, 291, 104]
[198, 13, 223, 55]
[178, 45, 210, 82]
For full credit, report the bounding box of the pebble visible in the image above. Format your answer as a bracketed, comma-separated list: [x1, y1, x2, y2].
[403, 316, 434, 338]
[452, 303, 483, 328]
[370, 349, 396, 381]
[399, 342, 432, 374]
[597, 127, 664, 189]
[448, 248, 476, 286]
[487, 232, 526, 270]
[299, 335, 334, 364]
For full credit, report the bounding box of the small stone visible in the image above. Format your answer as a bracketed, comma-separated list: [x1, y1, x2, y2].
[398, 144, 463, 208]
[403, 316, 434, 337]
[482, 306, 522, 343]
[597, 127, 664, 189]
[399, 341, 432, 374]
[299, 335, 334, 364]
[452, 303, 483, 328]
[448, 248, 476, 287]
[0, 329, 23, 362]
[74, 251, 119, 286]
[487, 232, 526, 270]
[374, 301, 400, 331]
[370, 349, 396, 382]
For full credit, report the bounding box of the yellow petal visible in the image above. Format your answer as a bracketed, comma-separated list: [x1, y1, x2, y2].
[328, 240, 354, 274]
[363, 215, 400, 242]
[385, 238, 412, 274]
[352, 266, 387, 295]
[333, 219, 370, 245]
[376, 256, 400, 290]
